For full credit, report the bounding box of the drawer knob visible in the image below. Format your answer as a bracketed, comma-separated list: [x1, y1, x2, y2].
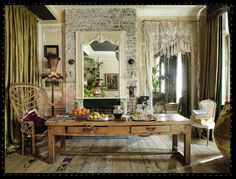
[146, 127, 155, 132]
[82, 127, 93, 132]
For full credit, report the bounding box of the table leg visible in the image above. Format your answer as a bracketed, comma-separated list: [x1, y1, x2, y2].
[184, 125, 191, 165]
[60, 136, 66, 152]
[172, 134, 178, 152]
[48, 127, 55, 164]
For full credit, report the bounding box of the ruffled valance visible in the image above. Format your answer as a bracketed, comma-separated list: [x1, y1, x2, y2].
[144, 21, 193, 58]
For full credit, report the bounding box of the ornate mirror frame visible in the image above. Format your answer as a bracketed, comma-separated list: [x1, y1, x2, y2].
[75, 31, 127, 100]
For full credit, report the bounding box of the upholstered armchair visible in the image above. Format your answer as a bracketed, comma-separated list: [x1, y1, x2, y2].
[190, 99, 217, 145]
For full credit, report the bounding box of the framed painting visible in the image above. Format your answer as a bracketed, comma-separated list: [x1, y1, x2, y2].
[105, 73, 119, 91]
[44, 45, 59, 57]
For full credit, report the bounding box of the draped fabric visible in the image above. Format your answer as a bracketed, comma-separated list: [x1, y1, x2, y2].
[180, 52, 191, 118]
[5, 5, 39, 153]
[199, 17, 219, 101]
[207, 5, 230, 23]
[144, 21, 193, 110]
[164, 55, 177, 103]
[199, 9, 227, 121]
[216, 17, 223, 120]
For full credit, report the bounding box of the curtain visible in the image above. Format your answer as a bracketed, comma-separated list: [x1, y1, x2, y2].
[5, 5, 39, 153]
[164, 55, 177, 103]
[180, 52, 191, 118]
[199, 17, 219, 101]
[215, 16, 223, 120]
[144, 21, 193, 110]
[199, 12, 225, 121]
[144, 22, 157, 109]
[207, 5, 230, 22]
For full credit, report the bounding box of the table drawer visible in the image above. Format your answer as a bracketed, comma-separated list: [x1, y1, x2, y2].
[66, 126, 130, 136]
[67, 126, 108, 134]
[131, 126, 170, 135]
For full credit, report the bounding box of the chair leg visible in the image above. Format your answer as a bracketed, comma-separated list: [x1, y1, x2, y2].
[198, 129, 201, 139]
[212, 129, 215, 143]
[207, 129, 210, 146]
[32, 135, 36, 156]
[21, 132, 24, 155]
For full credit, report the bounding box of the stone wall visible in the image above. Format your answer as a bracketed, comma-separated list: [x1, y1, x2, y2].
[65, 8, 137, 112]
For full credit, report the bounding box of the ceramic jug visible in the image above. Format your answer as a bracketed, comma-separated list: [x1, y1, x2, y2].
[113, 105, 124, 119]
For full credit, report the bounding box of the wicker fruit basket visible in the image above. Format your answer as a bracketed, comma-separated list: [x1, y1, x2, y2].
[72, 108, 90, 120]
[74, 114, 90, 120]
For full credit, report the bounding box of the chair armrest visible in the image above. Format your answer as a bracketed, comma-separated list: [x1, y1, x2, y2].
[19, 120, 35, 136]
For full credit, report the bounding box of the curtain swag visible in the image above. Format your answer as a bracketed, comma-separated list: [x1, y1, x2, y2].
[207, 5, 231, 23]
[144, 21, 192, 58]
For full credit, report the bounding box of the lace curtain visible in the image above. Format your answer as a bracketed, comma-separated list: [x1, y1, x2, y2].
[144, 20, 193, 109]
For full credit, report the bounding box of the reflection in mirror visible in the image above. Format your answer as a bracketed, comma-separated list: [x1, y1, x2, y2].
[83, 40, 120, 98]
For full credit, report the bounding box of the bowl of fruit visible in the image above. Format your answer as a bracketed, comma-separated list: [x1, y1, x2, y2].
[88, 112, 110, 121]
[72, 108, 90, 120]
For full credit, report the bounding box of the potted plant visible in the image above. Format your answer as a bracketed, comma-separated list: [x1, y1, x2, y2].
[84, 60, 105, 97]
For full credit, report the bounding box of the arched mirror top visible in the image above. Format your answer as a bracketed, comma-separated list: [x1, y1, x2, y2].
[83, 40, 119, 61]
[81, 32, 121, 47]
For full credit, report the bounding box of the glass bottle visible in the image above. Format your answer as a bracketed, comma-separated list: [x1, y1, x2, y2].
[135, 104, 143, 120]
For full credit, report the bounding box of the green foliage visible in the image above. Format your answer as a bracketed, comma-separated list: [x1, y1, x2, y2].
[84, 60, 105, 97]
[152, 62, 166, 93]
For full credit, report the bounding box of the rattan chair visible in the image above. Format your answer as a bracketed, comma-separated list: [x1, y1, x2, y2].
[153, 92, 166, 114]
[9, 83, 49, 156]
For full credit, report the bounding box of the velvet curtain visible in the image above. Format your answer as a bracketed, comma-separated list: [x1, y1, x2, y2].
[215, 17, 223, 120]
[199, 17, 219, 101]
[5, 5, 39, 153]
[164, 55, 177, 103]
[199, 11, 225, 121]
[180, 52, 191, 118]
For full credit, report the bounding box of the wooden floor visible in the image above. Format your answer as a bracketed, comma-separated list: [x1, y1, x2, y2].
[5, 135, 231, 174]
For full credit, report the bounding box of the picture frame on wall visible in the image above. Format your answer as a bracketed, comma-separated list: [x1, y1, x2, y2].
[105, 73, 119, 91]
[44, 45, 59, 57]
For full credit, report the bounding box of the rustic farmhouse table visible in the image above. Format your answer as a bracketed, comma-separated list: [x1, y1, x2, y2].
[45, 114, 191, 165]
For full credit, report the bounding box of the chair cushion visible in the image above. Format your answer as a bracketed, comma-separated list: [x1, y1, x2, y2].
[22, 109, 47, 134]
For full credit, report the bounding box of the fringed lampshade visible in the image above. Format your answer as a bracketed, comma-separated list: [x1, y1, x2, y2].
[41, 54, 63, 79]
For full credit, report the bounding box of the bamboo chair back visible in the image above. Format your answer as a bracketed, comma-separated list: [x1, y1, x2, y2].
[9, 83, 48, 136]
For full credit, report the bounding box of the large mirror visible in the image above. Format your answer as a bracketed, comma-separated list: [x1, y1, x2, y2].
[76, 31, 126, 100]
[83, 40, 119, 97]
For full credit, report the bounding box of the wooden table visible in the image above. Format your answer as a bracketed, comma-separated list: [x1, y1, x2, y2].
[45, 114, 191, 165]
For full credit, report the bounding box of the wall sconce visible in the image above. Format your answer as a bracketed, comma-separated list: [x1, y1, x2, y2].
[128, 58, 134, 65]
[68, 59, 75, 65]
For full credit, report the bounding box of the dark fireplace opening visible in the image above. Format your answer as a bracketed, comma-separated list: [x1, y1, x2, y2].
[83, 99, 121, 114]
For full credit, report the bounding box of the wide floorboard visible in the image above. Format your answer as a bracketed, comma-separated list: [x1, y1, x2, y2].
[5, 135, 231, 174]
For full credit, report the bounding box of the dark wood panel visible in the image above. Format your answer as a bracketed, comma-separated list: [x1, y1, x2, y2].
[25, 5, 56, 20]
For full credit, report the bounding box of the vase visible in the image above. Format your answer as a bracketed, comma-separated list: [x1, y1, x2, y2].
[93, 86, 101, 95]
[214, 102, 231, 160]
